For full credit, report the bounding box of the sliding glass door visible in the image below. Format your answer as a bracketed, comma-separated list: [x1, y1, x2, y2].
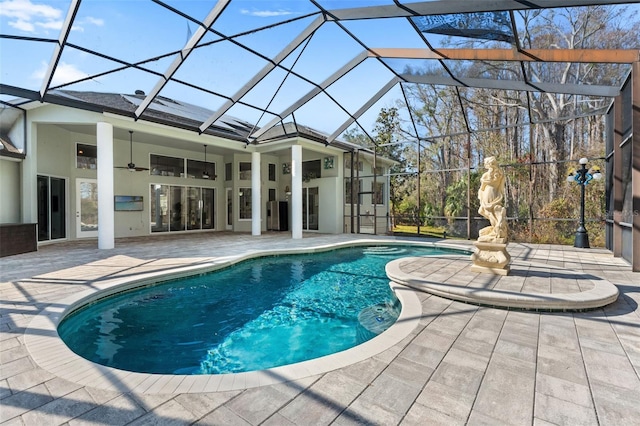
[151, 184, 215, 233]
[302, 187, 319, 231]
[37, 175, 66, 241]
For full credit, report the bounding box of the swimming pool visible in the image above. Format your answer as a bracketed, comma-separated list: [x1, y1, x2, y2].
[58, 245, 455, 375]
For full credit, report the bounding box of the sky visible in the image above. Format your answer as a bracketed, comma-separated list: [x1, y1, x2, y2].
[1, 0, 639, 138]
[1, 0, 414, 135]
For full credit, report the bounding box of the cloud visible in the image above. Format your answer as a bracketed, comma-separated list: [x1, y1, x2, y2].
[8, 19, 34, 32]
[0, 0, 103, 34]
[71, 17, 104, 32]
[32, 61, 90, 87]
[84, 16, 104, 26]
[240, 8, 294, 18]
[36, 19, 62, 30]
[0, 0, 61, 33]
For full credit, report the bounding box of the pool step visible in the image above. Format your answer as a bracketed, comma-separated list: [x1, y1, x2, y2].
[356, 303, 399, 343]
[362, 246, 407, 256]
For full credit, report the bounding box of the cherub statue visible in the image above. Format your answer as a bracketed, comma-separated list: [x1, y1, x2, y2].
[477, 156, 508, 243]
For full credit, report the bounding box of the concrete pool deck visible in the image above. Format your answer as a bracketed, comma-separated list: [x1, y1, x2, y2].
[1, 233, 639, 425]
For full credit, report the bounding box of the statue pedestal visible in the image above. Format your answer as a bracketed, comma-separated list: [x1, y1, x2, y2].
[470, 241, 510, 276]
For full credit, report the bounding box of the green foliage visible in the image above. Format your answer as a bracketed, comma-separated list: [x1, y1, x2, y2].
[444, 178, 467, 220]
[423, 202, 438, 226]
[443, 172, 480, 220]
[534, 198, 576, 243]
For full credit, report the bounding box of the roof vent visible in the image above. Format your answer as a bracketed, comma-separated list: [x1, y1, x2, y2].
[134, 90, 145, 96]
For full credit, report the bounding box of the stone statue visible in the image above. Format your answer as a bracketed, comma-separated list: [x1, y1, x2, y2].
[477, 156, 507, 243]
[471, 156, 510, 275]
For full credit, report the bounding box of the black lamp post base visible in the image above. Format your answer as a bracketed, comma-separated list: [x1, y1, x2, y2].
[574, 229, 590, 248]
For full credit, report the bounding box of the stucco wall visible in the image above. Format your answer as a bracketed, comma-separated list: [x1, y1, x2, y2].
[0, 159, 21, 223]
[35, 122, 227, 239]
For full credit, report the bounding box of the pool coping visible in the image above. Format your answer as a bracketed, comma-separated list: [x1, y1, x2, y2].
[23, 240, 445, 394]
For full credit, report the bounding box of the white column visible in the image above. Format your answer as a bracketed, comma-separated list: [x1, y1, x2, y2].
[251, 151, 261, 236]
[97, 122, 114, 249]
[22, 123, 37, 224]
[291, 145, 303, 239]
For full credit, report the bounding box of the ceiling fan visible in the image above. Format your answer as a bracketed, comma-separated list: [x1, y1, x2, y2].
[116, 130, 149, 172]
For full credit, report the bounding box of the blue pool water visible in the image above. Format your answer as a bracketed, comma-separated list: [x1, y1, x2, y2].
[58, 245, 452, 375]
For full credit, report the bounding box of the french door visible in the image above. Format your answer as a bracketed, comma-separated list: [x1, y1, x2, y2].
[76, 178, 98, 238]
[225, 187, 233, 230]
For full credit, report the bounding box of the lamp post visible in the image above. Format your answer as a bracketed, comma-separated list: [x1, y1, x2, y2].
[567, 157, 602, 248]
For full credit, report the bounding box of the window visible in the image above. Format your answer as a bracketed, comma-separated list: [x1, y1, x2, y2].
[302, 159, 321, 181]
[268, 188, 276, 201]
[344, 159, 363, 171]
[187, 159, 216, 180]
[374, 166, 384, 176]
[76, 143, 97, 169]
[268, 163, 276, 181]
[345, 178, 362, 204]
[239, 187, 252, 219]
[150, 154, 184, 177]
[225, 163, 232, 181]
[239, 162, 251, 180]
[372, 182, 384, 205]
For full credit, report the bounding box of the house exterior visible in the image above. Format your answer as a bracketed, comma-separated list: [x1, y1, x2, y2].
[0, 90, 392, 254]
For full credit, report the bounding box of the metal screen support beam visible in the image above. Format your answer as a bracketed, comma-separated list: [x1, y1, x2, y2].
[613, 93, 624, 258]
[329, 1, 638, 20]
[350, 151, 355, 233]
[135, 0, 231, 119]
[369, 48, 640, 64]
[327, 77, 400, 143]
[39, 0, 81, 99]
[402, 74, 620, 97]
[632, 61, 640, 272]
[199, 16, 325, 133]
[466, 133, 472, 239]
[399, 82, 422, 236]
[250, 51, 368, 140]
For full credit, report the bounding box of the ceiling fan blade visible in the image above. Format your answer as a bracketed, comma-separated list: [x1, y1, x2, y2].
[115, 163, 147, 171]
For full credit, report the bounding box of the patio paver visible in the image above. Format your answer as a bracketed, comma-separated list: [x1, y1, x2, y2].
[1, 233, 639, 425]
